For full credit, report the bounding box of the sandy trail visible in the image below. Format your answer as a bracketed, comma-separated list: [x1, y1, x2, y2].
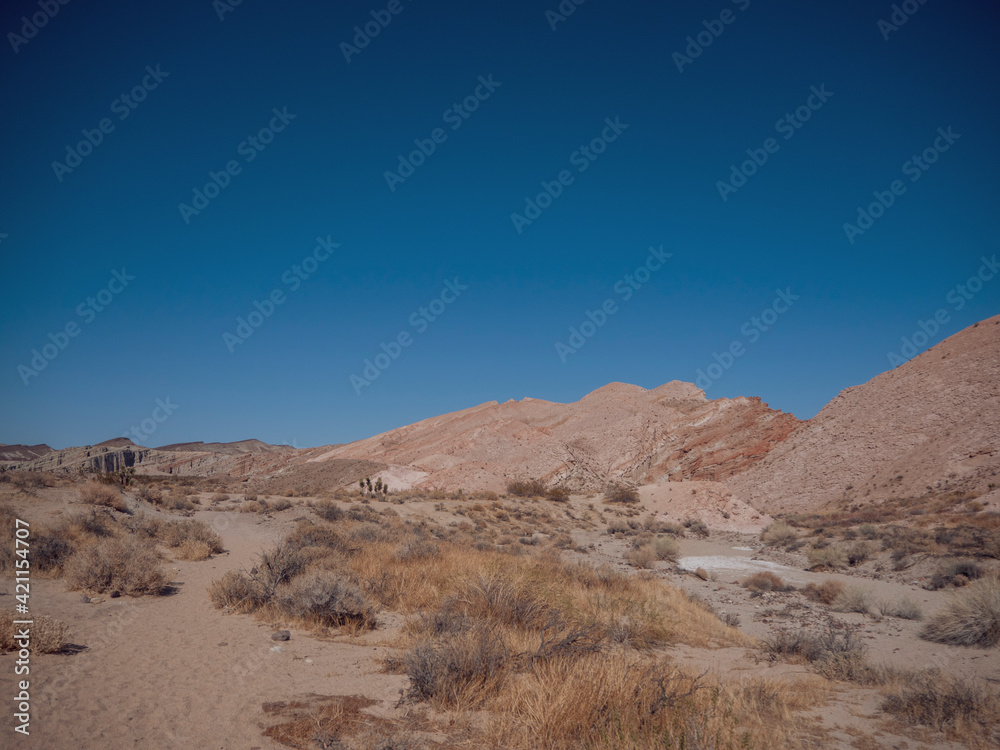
[2, 509, 407, 750]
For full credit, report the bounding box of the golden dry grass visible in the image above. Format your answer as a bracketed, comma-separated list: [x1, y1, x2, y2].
[1, 610, 70, 653]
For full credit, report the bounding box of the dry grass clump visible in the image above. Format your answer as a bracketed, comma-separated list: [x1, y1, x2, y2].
[154, 519, 224, 554]
[806, 544, 847, 570]
[653, 536, 679, 562]
[766, 625, 893, 686]
[760, 520, 797, 546]
[1, 610, 70, 653]
[175, 539, 213, 561]
[682, 517, 709, 537]
[741, 571, 793, 595]
[603, 484, 639, 504]
[65, 536, 166, 596]
[79, 481, 129, 513]
[833, 585, 876, 616]
[921, 575, 1000, 647]
[882, 671, 1000, 746]
[801, 579, 845, 605]
[878, 596, 923, 620]
[928, 558, 983, 590]
[625, 544, 656, 569]
[506, 479, 547, 498]
[845, 540, 876, 566]
[275, 570, 377, 630]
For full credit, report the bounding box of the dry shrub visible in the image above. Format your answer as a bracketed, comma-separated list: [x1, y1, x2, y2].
[653, 536, 678, 562]
[766, 626, 893, 686]
[833, 585, 876, 615]
[208, 570, 268, 613]
[506, 479, 547, 498]
[603, 484, 639, 504]
[801, 579, 845, 605]
[65, 536, 166, 595]
[760, 520, 797, 546]
[28, 525, 73, 573]
[625, 544, 656, 569]
[404, 624, 511, 708]
[441, 570, 554, 630]
[156, 519, 223, 553]
[487, 652, 824, 750]
[275, 570, 377, 630]
[79, 482, 128, 513]
[879, 596, 923, 620]
[741, 571, 793, 594]
[882, 671, 1000, 744]
[921, 575, 1000, 647]
[845, 540, 876, 566]
[683, 517, 709, 537]
[175, 539, 213, 561]
[806, 544, 846, 570]
[929, 559, 983, 590]
[239, 500, 265, 513]
[0, 610, 69, 653]
[314, 502, 345, 522]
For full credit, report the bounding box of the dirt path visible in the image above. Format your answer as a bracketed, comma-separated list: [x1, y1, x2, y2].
[1, 509, 408, 750]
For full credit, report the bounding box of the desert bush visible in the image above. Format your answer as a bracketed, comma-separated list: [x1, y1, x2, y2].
[350, 521, 390, 543]
[134, 485, 163, 505]
[208, 570, 268, 612]
[741, 571, 793, 594]
[545, 487, 570, 503]
[653, 536, 679, 562]
[276, 570, 377, 630]
[833, 585, 875, 615]
[760, 520, 797, 546]
[66, 536, 166, 596]
[175, 539, 213, 561]
[1, 610, 69, 653]
[404, 624, 511, 708]
[506, 479, 547, 498]
[210, 492, 229, 504]
[845, 541, 876, 566]
[857, 523, 880, 539]
[879, 596, 923, 620]
[625, 545, 656, 569]
[801, 580, 845, 605]
[766, 625, 890, 685]
[286, 524, 348, 555]
[79, 482, 128, 513]
[806, 544, 847, 570]
[394, 539, 440, 562]
[30, 526, 73, 572]
[928, 559, 983, 590]
[602, 484, 639, 504]
[253, 543, 306, 597]
[441, 571, 554, 630]
[882, 671, 1000, 740]
[314, 502, 345, 522]
[270, 498, 293, 512]
[921, 575, 1000, 647]
[244, 489, 259, 502]
[239, 500, 266, 513]
[682, 517, 709, 537]
[156, 519, 223, 553]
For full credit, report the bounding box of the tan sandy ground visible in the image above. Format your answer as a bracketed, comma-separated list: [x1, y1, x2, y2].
[2, 487, 998, 749]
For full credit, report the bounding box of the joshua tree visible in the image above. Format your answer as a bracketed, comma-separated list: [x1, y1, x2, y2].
[359, 478, 366, 496]
[366, 477, 373, 494]
[375, 477, 383, 495]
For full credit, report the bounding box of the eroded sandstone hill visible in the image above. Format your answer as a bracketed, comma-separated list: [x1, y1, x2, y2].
[725, 315, 1000, 513]
[311, 381, 800, 492]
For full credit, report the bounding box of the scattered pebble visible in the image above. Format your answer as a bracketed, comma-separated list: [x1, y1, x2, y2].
[270, 646, 284, 652]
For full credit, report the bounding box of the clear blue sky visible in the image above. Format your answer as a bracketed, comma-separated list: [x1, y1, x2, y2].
[1, 0, 998, 449]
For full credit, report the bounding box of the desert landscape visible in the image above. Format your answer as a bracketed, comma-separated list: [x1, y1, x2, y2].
[2, 316, 998, 749]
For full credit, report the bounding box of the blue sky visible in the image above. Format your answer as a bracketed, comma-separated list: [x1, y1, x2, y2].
[1, 0, 998, 449]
